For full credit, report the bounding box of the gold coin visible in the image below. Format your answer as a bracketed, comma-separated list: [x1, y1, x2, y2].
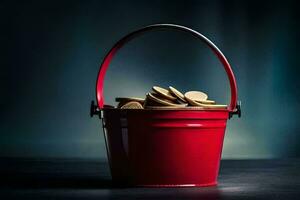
[186, 98, 227, 108]
[116, 97, 145, 108]
[152, 86, 177, 101]
[151, 92, 176, 103]
[120, 101, 143, 109]
[143, 94, 166, 107]
[186, 97, 201, 106]
[145, 106, 182, 110]
[184, 91, 208, 103]
[117, 102, 126, 108]
[115, 97, 145, 103]
[145, 93, 182, 107]
[169, 86, 187, 103]
[145, 106, 207, 110]
[146, 93, 187, 107]
[196, 99, 216, 104]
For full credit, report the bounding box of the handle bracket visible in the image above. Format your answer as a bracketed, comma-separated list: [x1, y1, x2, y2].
[229, 101, 241, 119]
[90, 100, 101, 118]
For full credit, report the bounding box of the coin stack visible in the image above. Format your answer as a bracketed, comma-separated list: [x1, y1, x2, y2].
[115, 86, 227, 109]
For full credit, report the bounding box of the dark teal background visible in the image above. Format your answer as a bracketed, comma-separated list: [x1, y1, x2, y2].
[1, 0, 299, 159]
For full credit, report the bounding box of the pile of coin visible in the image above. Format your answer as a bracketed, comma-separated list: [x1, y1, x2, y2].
[115, 86, 227, 109]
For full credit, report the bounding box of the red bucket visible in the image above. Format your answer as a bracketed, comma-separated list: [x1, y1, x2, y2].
[91, 24, 241, 187]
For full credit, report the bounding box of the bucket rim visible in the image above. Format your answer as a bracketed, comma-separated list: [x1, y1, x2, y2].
[102, 107, 229, 112]
[102, 107, 229, 120]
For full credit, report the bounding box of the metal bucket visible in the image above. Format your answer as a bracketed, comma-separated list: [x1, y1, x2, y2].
[91, 24, 241, 187]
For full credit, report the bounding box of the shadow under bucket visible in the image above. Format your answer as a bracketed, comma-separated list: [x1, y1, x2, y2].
[91, 24, 241, 187]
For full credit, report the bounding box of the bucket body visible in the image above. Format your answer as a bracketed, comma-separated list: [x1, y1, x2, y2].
[102, 108, 228, 187]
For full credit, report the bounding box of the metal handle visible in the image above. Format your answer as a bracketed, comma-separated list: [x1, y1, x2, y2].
[94, 24, 240, 116]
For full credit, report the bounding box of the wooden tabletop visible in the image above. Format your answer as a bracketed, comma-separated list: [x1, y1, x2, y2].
[1, 158, 300, 199]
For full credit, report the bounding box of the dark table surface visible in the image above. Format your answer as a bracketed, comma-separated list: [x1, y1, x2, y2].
[1, 158, 300, 199]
